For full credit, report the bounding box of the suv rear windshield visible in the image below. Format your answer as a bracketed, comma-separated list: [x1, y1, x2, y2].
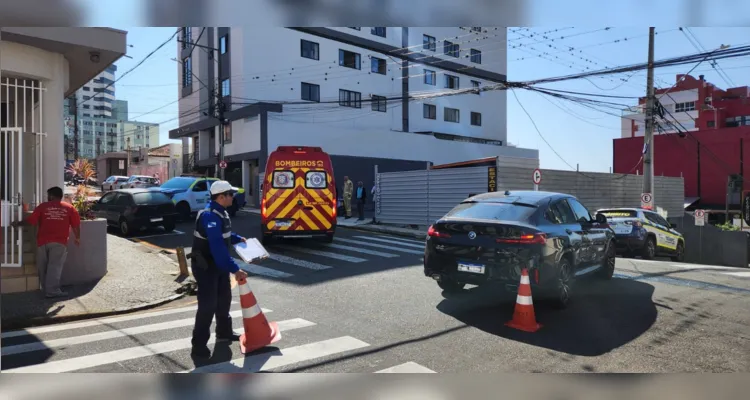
[599, 210, 638, 219]
[445, 202, 537, 221]
[134, 192, 172, 205]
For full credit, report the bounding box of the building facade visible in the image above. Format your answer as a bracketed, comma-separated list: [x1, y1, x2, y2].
[170, 27, 539, 206]
[614, 74, 750, 208]
[1, 27, 126, 292]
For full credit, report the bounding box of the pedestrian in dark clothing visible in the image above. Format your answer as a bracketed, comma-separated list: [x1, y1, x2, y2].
[355, 181, 367, 221]
[190, 180, 249, 358]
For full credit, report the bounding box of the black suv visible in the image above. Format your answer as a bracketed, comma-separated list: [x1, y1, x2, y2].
[423, 190, 616, 309]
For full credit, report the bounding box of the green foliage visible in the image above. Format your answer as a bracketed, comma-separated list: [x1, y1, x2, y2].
[716, 222, 739, 231]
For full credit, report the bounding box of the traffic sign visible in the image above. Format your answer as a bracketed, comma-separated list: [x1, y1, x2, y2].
[532, 169, 542, 185]
[640, 193, 653, 209]
[695, 209, 705, 226]
[219, 160, 227, 169]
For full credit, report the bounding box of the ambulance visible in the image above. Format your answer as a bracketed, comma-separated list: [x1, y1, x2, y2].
[260, 146, 337, 244]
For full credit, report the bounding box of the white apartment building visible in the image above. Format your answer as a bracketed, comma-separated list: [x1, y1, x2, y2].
[71, 64, 117, 119]
[170, 27, 539, 206]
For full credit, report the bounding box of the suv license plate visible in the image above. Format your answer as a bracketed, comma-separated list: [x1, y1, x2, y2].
[275, 221, 292, 228]
[457, 263, 485, 274]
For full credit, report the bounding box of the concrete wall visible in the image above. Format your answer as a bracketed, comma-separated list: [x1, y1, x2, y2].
[669, 215, 749, 268]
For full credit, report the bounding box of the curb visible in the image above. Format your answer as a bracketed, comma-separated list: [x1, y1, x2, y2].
[1, 293, 187, 331]
[340, 224, 426, 240]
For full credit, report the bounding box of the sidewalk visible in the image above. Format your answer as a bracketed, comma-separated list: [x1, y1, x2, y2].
[239, 206, 427, 240]
[1, 235, 192, 330]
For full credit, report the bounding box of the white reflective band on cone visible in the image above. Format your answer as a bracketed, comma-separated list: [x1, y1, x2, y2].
[242, 303, 263, 319]
[520, 275, 530, 285]
[516, 295, 533, 305]
[238, 282, 254, 296]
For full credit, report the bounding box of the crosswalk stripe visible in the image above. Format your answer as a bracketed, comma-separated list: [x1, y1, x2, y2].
[234, 258, 294, 279]
[2, 318, 315, 373]
[0, 302, 241, 339]
[375, 361, 436, 373]
[336, 238, 424, 255]
[275, 245, 367, 263]
[375, 236, 425, 245]
[353, 236, 424, 249]
[184, 336, 370, 373]
[724, 271, 750, 278]
[324, 243, 399, 258]
[3, 308, 271, 356]
[267, 252, 333, 271]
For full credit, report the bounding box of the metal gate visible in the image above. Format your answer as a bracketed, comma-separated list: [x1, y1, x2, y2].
[1, 128, 23, 267]
[1, 76, 47, 268]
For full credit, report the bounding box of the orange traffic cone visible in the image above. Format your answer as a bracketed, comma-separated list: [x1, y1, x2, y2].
[505, 268, 542, 333]
[236, 277, 281, 354]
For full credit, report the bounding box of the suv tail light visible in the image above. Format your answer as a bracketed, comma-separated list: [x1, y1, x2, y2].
[496, 232, 547, 244]
[427, 225, 451, 238]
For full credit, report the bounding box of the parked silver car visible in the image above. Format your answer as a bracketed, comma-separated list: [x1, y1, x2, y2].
[119, 175, 160, 189]
[101, 175, 129, 191]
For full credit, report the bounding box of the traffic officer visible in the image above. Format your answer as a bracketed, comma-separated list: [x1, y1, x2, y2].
[190, 180, 249, 358]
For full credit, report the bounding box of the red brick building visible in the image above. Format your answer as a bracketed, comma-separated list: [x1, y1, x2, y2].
[614, 74, 750, 210]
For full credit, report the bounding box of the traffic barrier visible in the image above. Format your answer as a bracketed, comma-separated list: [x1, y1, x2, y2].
[236, 277, 281, 353]
[505, 268, 542, 333]
[175, 247, 190, 278]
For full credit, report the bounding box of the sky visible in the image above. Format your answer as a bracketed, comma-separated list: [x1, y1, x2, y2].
[109, 27, 750, 174]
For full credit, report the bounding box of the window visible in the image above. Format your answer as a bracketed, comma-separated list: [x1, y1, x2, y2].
[371, 95, 387, 112]
[349, 27, 361, 30]
[182, 56, 192, 88]
[545, 200, 576, 224]
[445, 202, 537, 222]
[424, 69, 436, 85]
[221, 79, 230, 97]
[83, 86, 91, 91]
[744, 116, 750, 126]
[272, 171, 294, 189]
[472, 80, 481, 94]
[220, 35, 228, 54]
[223, 122, 232, 143]
[471, 112, 482, 126]
[674, 101, 696, 112]
[301, 39, 319, 60]
[371, 57, 387, 75]
[444, 107, 459, 123]
[305, 171, 328, 189]
[371, 27, 386, 37]
[423, 35, 436, 51]
[707, 120, 715, 128]
[192, 180, 208, 192]
[471, 27, 482, 32]
[423, 104, 436, 120]
[134, 192, 171, 205]
[339, 49, 361, 69]
[339, 89, 362, 108]
[470, 49, 482, 64]
[565, 198, 593, 223]
[83, 96, 91, 100]
[443, 41, 459, 57]
[301, 82, 320, 102]
[445, 74, 459, 89]
[181, 27, 191, 49]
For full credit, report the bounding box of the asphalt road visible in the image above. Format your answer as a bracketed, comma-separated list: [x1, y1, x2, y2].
[2, 211, 749, 373]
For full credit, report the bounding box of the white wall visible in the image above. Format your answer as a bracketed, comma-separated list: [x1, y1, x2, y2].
[267, 117, 536, 165]
[224, 115, 261, 156]
[177, 28, 212, 128]
[623, 89, 700, 137]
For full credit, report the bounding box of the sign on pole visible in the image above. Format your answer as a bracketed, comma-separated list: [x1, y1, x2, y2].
[695, 209, 705, 226]
[487, 166, 497, 192]
[532, 168, 542, 191]
[219, 160, 227, 169]
[641, 192, 653, 209]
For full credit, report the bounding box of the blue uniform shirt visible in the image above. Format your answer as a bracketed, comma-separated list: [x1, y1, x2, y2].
[199, 201, 244, 273]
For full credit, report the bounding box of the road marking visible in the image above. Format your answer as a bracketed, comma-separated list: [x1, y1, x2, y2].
[275, 245, 367, 263]
[234, 258, 294, 279]
[323, 243, 399, 258]
[353, 236, 425, 249]
[184, 336, 370, 373]
[375, 361, 436, 373]
[335, 238, 424, 255]
[267, 252, 333, 271]
[724, 271, 750, 278]
[3, 318, 315, 373]
[0, 302, 240, 339]
[670, 264, 744, 271]
[374, 236, 425, 245]
[2, 308, 278, 355]
[132, 230, 186, 239]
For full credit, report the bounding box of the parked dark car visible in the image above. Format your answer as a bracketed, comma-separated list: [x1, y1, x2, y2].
[91, 188, 179, 236]
[423, 190, 616, 309]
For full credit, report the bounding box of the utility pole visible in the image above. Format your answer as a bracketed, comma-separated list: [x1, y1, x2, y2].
[642, 27, 656, 205]
[126, 136, 131, 175]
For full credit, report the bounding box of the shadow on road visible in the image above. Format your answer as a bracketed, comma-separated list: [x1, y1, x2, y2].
[435, 278, 658, 357]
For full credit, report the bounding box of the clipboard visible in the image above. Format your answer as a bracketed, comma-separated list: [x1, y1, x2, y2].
[234, 238, 270, 264]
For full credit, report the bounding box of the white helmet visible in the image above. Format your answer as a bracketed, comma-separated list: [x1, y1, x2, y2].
[209, 180, 237, 196]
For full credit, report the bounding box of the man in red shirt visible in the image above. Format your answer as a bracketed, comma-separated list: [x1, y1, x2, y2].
[12, 186, 81, 298]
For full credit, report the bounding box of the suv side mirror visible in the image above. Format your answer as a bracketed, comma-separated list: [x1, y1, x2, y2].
[595, 213, 607, 224]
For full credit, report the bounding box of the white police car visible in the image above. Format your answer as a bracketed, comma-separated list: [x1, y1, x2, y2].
[597, 207, 685, 261]
[158, 176, 247, 219]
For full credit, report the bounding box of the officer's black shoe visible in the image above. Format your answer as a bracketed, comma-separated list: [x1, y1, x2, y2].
[216, 333, 241, 342]
[191, 345, 211, 358]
